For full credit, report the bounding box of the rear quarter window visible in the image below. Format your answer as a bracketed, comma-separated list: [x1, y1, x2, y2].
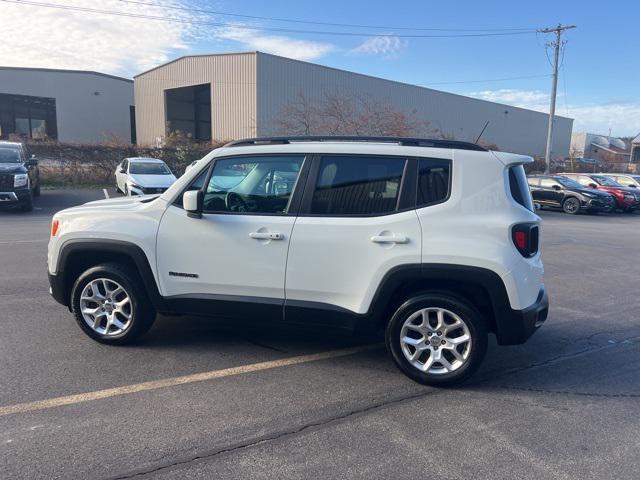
[508, 165, 534, 212]
[417, 158, 451, 207]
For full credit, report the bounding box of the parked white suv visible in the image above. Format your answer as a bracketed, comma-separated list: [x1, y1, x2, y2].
[115, 157, 177, 196]
[48, 137, 548, 386]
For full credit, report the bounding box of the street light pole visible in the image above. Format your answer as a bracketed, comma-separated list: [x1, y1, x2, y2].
[539, 24, 576, 174]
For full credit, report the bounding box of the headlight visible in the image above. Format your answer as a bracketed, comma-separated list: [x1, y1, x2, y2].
[623, 194, 634, 201]
[14, 173, 28, 188]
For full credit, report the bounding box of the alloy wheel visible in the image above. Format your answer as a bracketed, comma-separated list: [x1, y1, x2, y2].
[399, 307, 472, 375]
[563, 198, 579, 214]
[79, 278, 133, 336]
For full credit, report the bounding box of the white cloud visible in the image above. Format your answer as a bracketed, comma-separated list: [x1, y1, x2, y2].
[350, 36, 407, 57]
[0, 0, 197, 76]
[468, 89, 640, 137]
[468, 89, 549, 108]
[217, 26, 335, 61]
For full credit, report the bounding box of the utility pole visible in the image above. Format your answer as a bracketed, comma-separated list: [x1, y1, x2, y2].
[539, 24, 576, 173]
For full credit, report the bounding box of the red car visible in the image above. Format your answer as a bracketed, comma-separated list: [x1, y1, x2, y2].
[559, 173, 640, 213]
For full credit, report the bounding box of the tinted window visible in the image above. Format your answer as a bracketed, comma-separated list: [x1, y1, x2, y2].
[540, 178, 559, 188]
[204, 156, 304, 214]
[417, 158, 450, 207]
[508, 166, 534, 212]
[311, 156, 405, 215]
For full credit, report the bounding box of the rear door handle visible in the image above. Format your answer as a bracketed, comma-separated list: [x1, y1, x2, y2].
[370, 234, 408, 244]
[250, 232, 284, 240]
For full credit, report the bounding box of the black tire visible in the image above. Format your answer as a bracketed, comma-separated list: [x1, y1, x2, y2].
[385, 293, 488, 387]
[20, 192, 34, 212]
[71, 262, 156, 345]
[562, 196, 580, 215]
[623, 208, 635, 214]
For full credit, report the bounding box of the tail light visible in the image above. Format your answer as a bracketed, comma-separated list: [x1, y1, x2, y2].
[512, 223, 539, 257]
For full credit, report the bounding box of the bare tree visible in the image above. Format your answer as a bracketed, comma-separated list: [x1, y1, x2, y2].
[274, 91, 435, 138]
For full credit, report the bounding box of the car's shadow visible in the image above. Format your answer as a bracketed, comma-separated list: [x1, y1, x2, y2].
[139, 313, 376, 354]
[135, 313, 640, 398]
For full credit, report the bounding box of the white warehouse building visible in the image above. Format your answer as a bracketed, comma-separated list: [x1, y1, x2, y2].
[134, 52, 573, 156]
[0, 66, 134, 143]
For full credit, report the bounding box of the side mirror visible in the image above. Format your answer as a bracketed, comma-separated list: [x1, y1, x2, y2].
[552, 184, 561, 190]
[628, 184, 637, 188]
[183, 190, 203, 218]
[119, 167, 126, 174]
[588, 183, 598, 189]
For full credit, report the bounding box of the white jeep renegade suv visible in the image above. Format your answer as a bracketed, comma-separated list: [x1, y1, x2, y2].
[48, 137, 548, 386]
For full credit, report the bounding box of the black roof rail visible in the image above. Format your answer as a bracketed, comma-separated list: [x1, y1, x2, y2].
[223, 136, 488, 151]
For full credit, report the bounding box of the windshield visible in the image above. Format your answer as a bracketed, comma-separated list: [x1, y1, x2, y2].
[129, 162, 170, 175]
[0, 148, 22, 163]
[591, 175, 622, 187]
[554, 176, 584, 189]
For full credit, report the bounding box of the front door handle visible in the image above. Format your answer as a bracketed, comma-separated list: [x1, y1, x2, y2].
[371, 234, 408, 244]
[250, 231, 284, 240]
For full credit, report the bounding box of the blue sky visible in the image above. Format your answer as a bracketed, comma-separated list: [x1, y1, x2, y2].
[3, 0, 639, 136]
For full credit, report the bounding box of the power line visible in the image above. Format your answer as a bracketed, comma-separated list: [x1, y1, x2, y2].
[1, 0, 540, 38]
[421, 74, 551, 86]
[116, 0, 537, 33]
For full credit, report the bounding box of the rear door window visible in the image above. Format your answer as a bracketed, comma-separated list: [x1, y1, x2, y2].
[310, 156, 406, 215]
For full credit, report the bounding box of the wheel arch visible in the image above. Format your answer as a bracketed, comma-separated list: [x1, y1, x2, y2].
[367, 264, 515, 342]
[54, 239, 165, 311]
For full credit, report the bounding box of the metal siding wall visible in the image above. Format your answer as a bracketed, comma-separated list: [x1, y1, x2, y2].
[0, 69, 133, 143]
[134, 53, 257, 145]
[257, 53, 573, 157]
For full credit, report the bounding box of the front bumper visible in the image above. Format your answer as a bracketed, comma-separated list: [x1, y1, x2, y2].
[0, 188, 30, 204]
[48, 272, 69, 307]
[584, 198, 615, 211]
[495, 287, 549, 345]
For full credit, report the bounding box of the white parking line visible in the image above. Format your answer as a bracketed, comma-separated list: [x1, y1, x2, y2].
[0, 344, 381, 417]
[0, 239, 49, 244]
[102, 188, 110, 199]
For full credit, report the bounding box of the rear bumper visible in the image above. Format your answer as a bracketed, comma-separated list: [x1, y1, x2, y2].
[495, 287, 549, 345]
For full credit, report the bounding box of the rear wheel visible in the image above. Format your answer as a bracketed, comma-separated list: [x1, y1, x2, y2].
[386, 293, 488, 386]
[71, 263, 156, 344]
[562, 197, 580, 215]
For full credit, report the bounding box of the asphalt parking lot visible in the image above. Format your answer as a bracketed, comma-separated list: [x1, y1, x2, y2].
[1, 189, 639, 479]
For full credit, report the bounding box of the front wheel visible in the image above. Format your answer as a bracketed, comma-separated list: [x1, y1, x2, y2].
[20, 192, 34, 212]
[562, 197, 580, 215]
[386, 293, 488, 386]
[71, 263, 156, 344]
